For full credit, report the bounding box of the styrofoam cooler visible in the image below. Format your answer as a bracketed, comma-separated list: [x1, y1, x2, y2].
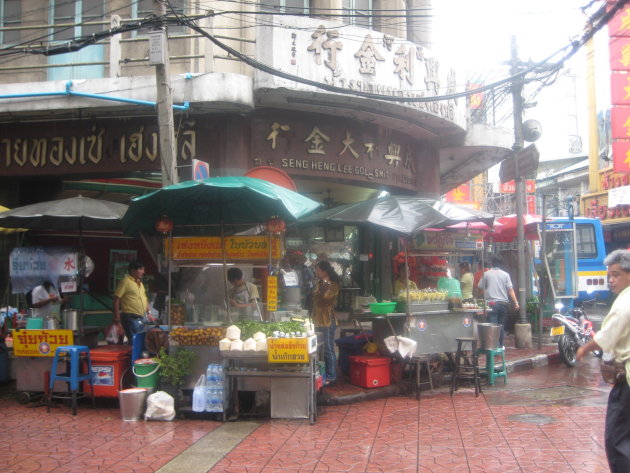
[349, 355, 391, 388]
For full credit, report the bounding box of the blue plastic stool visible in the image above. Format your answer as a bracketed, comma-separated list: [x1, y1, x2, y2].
[476, 347, 508, 385]
[48, 345, 95, 415]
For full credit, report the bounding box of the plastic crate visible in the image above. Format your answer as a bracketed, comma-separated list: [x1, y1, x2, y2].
[349, 355, 391, 388]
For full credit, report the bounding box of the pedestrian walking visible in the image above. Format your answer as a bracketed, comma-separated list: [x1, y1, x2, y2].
[478, 255, 519, 347]
[577, 249, 630, 473]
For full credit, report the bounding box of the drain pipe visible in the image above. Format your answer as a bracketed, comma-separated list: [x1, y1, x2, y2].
[0, 79, 190, 111]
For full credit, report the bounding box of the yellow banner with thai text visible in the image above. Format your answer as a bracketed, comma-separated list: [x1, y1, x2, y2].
[267, 336, 317, 363]
[166, 236, 282, 260]
[267, 275, 278, 312]
[13, 329, 74, 357]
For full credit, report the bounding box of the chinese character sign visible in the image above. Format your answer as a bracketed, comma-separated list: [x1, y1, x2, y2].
[10, 247, 79, 293]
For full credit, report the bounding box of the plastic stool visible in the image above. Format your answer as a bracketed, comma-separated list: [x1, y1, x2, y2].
[48, 345, 95, 415]
[477, 347, 507, 385]
[450, 337, 482, 397]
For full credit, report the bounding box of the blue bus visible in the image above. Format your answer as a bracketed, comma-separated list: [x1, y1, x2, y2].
[537, 217, 609, 303]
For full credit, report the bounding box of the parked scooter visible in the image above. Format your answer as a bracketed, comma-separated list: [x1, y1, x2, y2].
[550, 302, 601, 367]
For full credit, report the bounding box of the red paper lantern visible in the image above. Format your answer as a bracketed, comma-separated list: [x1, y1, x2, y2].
[266, 217, 286, 233]
[155, 215, 174, 234]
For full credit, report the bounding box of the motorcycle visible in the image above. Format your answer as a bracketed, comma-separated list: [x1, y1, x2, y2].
[550, 302, 602, 367]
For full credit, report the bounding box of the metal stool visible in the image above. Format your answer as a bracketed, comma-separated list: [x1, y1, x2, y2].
[450, 337, 482, 397]
[477, 347, 507, 385]
[48, 345, 95, 415]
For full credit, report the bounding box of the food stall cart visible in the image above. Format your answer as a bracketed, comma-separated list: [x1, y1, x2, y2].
[355, 229, 487, 387]
[121, 177, 323, 418]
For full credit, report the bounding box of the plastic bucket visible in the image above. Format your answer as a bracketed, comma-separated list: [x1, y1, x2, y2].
[119, 388, 148, 421]
[478, 323, 501, 349]
[133, 359, 160, 390]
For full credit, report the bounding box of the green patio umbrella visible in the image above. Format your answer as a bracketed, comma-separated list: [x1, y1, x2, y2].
[122, 176, 321, 235]
[121, 176, 321, 323]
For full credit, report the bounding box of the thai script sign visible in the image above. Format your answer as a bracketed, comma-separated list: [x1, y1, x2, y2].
[13, 329, 74, 357]
[166, 236, 282, 260]
[413, 231, 483, 251]
[10, 247, 78, 294]
[267, 336, 316, 363]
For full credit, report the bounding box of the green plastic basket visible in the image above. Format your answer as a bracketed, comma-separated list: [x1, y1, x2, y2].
[369, 302, 397, 314]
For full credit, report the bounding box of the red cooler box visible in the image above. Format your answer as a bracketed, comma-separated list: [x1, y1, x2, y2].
[349, 355, 391, 388]
[84, 345, 132, 397]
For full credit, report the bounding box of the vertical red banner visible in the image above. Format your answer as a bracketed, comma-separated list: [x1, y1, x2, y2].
[608, 4, 630, 38]
[526, 195, 536, 214]
[613, 141, 630, 173]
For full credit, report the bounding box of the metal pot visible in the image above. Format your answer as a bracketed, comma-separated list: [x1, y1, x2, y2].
[62, 310, 80, 331]
[44, 316, 59, 330]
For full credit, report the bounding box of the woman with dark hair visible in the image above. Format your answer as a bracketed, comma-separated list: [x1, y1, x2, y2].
[312, 260, 341, 385]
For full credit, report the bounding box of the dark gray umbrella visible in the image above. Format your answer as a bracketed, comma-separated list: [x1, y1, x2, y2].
[298, 195, 494, 319]
[0, 195, 129, 328]
[297, 195, 494, 236]
[0, 195, 128, 231]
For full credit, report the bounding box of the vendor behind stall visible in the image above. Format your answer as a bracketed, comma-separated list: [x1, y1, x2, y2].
[394, 263, 418, 297]
[227, 267, 261, 321]
[459, 262, 474, 302]
[30, 280, 66, 319]
[113, 260, 149, 344]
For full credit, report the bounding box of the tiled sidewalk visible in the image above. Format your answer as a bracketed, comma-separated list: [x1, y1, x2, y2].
[1, 338, 608, 473]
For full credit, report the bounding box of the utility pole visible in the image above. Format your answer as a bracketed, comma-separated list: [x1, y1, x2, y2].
[510, 36, 533, 348]
[153, 0, 178, 186]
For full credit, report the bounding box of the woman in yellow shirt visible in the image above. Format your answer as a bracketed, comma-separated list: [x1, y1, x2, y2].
[394, 264, 418, 296]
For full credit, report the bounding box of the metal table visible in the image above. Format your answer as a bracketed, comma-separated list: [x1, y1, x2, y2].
[221, 351, 318, 424]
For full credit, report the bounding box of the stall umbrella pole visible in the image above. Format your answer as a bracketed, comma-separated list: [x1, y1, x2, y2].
[221, 220, 232, 324]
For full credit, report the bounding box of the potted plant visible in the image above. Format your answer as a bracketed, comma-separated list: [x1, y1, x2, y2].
[157, 348, 196, 404]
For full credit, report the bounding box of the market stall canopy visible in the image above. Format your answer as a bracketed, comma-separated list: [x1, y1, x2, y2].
[0, 196, 128, 231]
[296, 195, 494, 236]
[491, 214, 542, 242]
[0, 206, 28, 234]
[121, 176, 322, 235]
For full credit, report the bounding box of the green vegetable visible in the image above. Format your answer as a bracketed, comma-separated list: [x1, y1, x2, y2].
[235, 320, 304, 340]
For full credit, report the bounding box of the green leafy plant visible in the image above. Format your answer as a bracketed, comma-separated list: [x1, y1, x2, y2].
[526, 296, 540, 324]
[157, 348, 196, 389]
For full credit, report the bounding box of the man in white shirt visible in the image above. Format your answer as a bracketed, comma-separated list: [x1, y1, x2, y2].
[30, 280, 63, 318]
[577, 249, 630, 473]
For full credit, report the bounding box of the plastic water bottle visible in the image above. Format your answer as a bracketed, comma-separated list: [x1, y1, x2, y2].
[206, 388, 215, 412]
[206, 364, 216, 387]
[215, 365, 224, 389]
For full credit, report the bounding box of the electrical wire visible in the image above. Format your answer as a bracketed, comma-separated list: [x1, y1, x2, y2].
[0, 0, 622, 105]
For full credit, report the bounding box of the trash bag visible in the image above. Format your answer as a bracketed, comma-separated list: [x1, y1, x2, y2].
[105, 321, 125, 345]
[144, 391, 176, 421]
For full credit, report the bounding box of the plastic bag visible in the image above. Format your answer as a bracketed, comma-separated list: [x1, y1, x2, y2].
[192, 375, 206, 412]
[144, 391, 176, 421]
[105, 321, 125, 345]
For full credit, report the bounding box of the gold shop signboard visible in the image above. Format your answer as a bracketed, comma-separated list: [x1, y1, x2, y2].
[165, 236, 282, 260]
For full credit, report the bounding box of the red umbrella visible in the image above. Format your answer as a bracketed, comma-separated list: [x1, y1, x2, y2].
[491, 214, 542, 242]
